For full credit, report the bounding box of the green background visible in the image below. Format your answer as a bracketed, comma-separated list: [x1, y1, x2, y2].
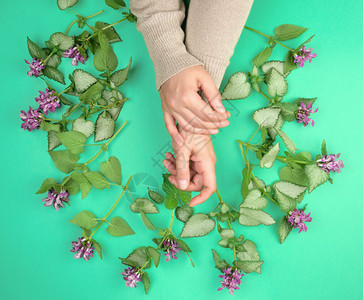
[0, 0, 362, 299]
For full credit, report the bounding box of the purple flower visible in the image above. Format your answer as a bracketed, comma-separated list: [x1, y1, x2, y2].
[217, 267, 244, 295]
[317, 153, 344, 173]
[42, 187, 70, 211]
[70, 238, 94, 261]
[62, 44, 87, 66]
[288, 209, 312, 233]
[25, 58, 45, 77]
[293, 45, 317, 67]
[35, 89, 60, 115]
[162, 237, 181, 262]
[121, 267, 142, 288]
[296, 101, 318, 127]
[19, 106, 44, 131]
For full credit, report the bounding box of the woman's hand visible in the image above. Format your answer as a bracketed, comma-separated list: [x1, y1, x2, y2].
[162, 129, 217, 207]
[159, 65, 230, 147]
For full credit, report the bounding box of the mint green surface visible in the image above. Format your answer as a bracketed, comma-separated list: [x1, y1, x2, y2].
[0, 0, 362, 299]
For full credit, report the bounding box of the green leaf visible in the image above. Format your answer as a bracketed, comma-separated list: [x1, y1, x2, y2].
[267, 114, 284, 140]
[64, 102, 82, 118]
[105, 0, 126, 10]
[93, 34, 118, 72]
[94, 112, 116, 142]
[141, 271, 151, 295]
[140, 211, 156, 230]
[277, 130, 297, 154]
[106, 216, 134, 237]
[95, 21, 122, 44]
[71, 172, 92, 199]
[295, 97, 317, 106]
[266, 68, 288, 98]
[36, 178, 58, 194]
[295, 35, 315, 52]
[56, 131, 86, 155]
[27, 37, 46, 59]
[239, 208, 275, 226]
[100, 156, 121, 185]
[248, 177, 266, 191]
[253, 107, 281, 128]
[278, 216, 292, 244]
[237, 240, 260, 261]
[211, 249, 229, 271]
[219, 228, 235, 239]
[175, 238, 192, 252]
[272, 102, 298, 122]
[221, 72, 251, 100]
[85, 171, 111, 190]
[233, 260, 263, 274]
[72, 118, 95, 138]
[130, 198, 159, 214]
[273, 181, 307, 199]
[72, 69, 98, 93]
[57, 0, 79, 10]
[63, 177, 80, 195]
[43, 66, 65, 84]
[70, 210, 98, 230]
[261, 60, 290, 77]
[274, 24, 307, 41]
[40, 121, 61, 133]
[147, 246, 160, 267]
[162, 174, 191, 208]
[79, 82, 104, 104]
[99, 89, 123, 120]
[91, 239, 103, 259]
[253, 47, 273, 67]
[284, 51, 297, 73]
[260, 142, 280, 169]
[175, 205, 194, 223]
[321, 139, 328, 156]
[49, 32, 74, 51]
[240, 189, 267, 210]
[180, 214, 215, 238]
[305, 162, 329, 193]
[121, 247, 150, 269]
[48, 130, 62, 151]
[279, 166, 308, 186]
[148, 188, 163, 204]
[49, 150, 79, 173]
[46, 52, 62, 68]
[241, 166, 252, 199]
[110, 58, 132, 87]
[274, 189, 297, 213]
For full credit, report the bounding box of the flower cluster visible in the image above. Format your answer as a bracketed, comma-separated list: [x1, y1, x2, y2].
[35, 89, 60, 115]
[162, 237, 181, 262]
[25, 58, 45, 77]
[62, 44, 87, 66]
[19, 106, 44, 131]
[70, 238, 94, 261]
[317, 153, 344, 173]
[217, 267, 244, 295]
[294, 45, 317, 67]
[288, 209, 312, 233]
[42, 187, 70, 211]
[121, 267, 142, 288]
[296, 101, 318, 127]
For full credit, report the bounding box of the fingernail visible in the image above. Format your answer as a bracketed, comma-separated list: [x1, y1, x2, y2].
[221, 120, 229, 127]
[209, 129, 218, 135]
[216, 106, 226, 113]
[178, 180, 188, 190]
[162, 160, 169, 168]
[175, 135, 184, 147]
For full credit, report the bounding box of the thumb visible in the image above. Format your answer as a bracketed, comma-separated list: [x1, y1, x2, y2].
[173, 145, 191, 191]
[198, 73, 225, 113]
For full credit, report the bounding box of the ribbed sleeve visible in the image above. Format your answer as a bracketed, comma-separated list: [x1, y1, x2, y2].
[130, 1, 203, 90]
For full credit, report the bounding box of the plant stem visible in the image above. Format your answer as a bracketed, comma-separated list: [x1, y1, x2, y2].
[84, 121, 127, 166]
[258, 90, 272, 102]
[215, 189, 239, 212]
[65, 9, 104, 35]
[65, 19, 78, 35]
[226, 220, 237, 260]
[86, 17, 127, 41]
[58, 86, 71, 96]
[251, 172, 279, 205]
[168, 209, 175, 231]
[89, 175, 132, 240]
[43, 49, 57, 63]
[247, 127, 260, 144]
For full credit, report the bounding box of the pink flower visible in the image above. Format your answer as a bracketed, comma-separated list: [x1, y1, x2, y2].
[217, 267, 244, 295]
[317, 153, 344, 173]
[25, 58, 45, 77]
[296, 101, 318, 126]
[62, 44, 87, 66]
[288, 209, 312, 233]
[294, 46, 317, 67]
[35, 89, 60, 115]
[19, 106, 44, 131]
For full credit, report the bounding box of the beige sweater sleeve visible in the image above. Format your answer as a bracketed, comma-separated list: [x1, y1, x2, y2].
[185, 0, 254, 88]
[130, 0, 203, 90]
[130, 0, 254, 90]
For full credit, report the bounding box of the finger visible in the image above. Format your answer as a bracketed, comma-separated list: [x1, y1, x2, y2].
[188, 97, 230, 123]
[184, 173, 204, 192]
[166, 152, 176, 163]
[198, 75, 225, 113]
[189, 160, 217, 207]
[173, 145, 191, 190]
[162, 159, 176, 175]
[176, 114, 219, 135]
[164, 112, 184, 147]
